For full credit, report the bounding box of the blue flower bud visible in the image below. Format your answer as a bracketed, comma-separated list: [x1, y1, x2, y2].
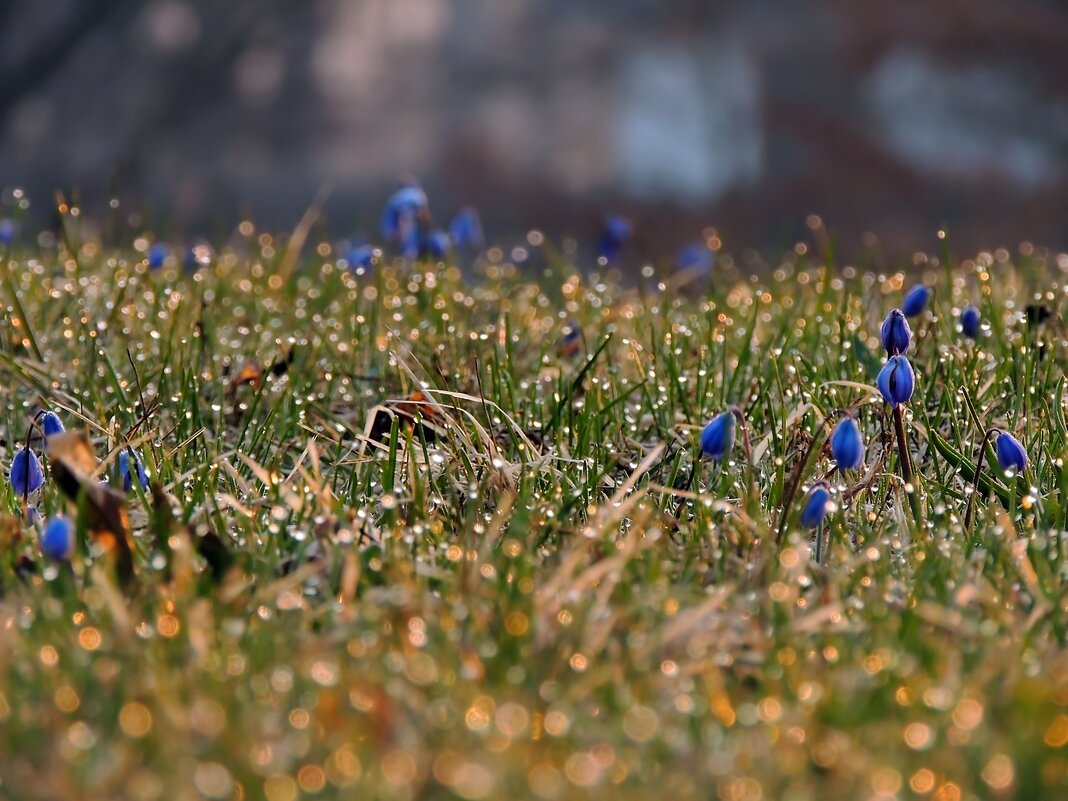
[830, 416, 864, 471]
[901, 284, 930, 317]
[559, 320, 582, 358]
[41, 516, 74, 562]
[675, 242, 714, 275]
[148, 243, 168, 270]
[877, 355, 915, 408]
[380, 185, 428, 242]
[40, 412, 65, 437]
[995, 431, 1028, 473]
[448, 207, 484, 250]
[597, 215, 632, 262]
[800, 484, 832, 528]
[424, 230, 451, 259]
[0, 218, 15, 245]
[118, 450, 150, 492]
[960, 306, 980, 339]
[10, 447, 44, 495]
[345, 244, 379, 272]
[700, 412, 736, 460]
[880, 309, 911, 356]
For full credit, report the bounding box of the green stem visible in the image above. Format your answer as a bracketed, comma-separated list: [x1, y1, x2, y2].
[893, 405, 923, 526]
[963, 428, 998, 531]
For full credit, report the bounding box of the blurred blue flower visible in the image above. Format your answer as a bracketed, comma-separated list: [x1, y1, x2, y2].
[830, 416, 864, 471]
[700, 411, 736, 461]
[800, 483, 832, 528]
[880, 309, 911, 356]
[960, 306, 980, 339]
[118, 450, 150, 492]
[995, 431, 1028, 473]
[0, 219, 15, 245]
[558, 320, 582, 358]
[40, 412, 65, 437]
[675, 242, 714, 275]
[597, 215, 632, 262]
[10, 447, 44, 495]
[345, 244, 379, 271]
[448, 207, 484, 250]
[381, 185, 428, 244]
[901, 285, 930, 317]
[877, 355, 915, 408]
[41, 516, 74, 562]
[424, 230, 451, 259]
[148, 243, 168, 270]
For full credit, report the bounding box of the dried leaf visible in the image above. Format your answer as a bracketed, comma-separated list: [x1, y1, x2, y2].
[48, 431, 135, 587]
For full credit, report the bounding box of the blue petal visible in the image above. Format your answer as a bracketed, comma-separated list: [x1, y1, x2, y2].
[424, 230, 451, 259]
[10, 448, 44, 495]
[830, 417, 864, 470]
[995, 432, 1028, 473]
[880, 309, 911, 355]
[41, 412, 65, 437]
[800, 486, 830, 528]
[381, 186, 428, 241]
[448, 208, 484, 250]
[700, 412, 736, 460]
[960, 306, 980, 339]
[148, 243, 168, 270]
[675, 243, 714, 274]
[901, 285, 930, 317]
[41, 516, 74, 562]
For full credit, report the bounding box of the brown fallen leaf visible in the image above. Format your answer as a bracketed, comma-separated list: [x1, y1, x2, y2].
[47, 431, 136, 587]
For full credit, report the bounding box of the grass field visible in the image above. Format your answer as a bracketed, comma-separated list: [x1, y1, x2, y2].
[0, 225, 1066, 800]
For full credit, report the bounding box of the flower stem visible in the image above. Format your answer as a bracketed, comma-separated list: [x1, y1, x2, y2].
[892, 405, 923, 525]
[963, 428, 998, 531]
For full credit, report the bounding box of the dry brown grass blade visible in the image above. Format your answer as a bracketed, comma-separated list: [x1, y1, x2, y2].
[278, 182, 332, 282]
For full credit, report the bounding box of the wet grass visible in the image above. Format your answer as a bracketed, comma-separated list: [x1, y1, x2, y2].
[0, 232, 1066, 800]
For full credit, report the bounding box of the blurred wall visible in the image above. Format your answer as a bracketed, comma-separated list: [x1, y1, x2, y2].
[1, 0, 1067, 256]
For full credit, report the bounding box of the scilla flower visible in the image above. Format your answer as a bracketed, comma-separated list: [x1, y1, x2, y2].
[800, 483, 832, 528]
[960, 306, 980, 339]
[423, 230, 451, 259]
[901, 285, 930, 317]
[880, 309, 911, 356]
[877, 355, 915, 408]
[675, 242, 714, 275]
[148, 243, 168, 270]
[118, 450, 150, 492]
[700, 412, 736, 461]
[10, 447, 44, 495]
[41, 516, 74, 562]
[448, 207, 484, 250]
[40, 412, 65, 437]
[830, 415, 864, 471]
[558, 320, 582, 358]
[0, 218, 15, 245]
[597, 215, 632, 263]
[380, 184, 428, 243]
[995, 431, 1028, 473]
[345, 244, 379, 271]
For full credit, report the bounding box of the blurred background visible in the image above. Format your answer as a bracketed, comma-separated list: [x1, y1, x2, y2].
[2, 0, 1068, 257]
